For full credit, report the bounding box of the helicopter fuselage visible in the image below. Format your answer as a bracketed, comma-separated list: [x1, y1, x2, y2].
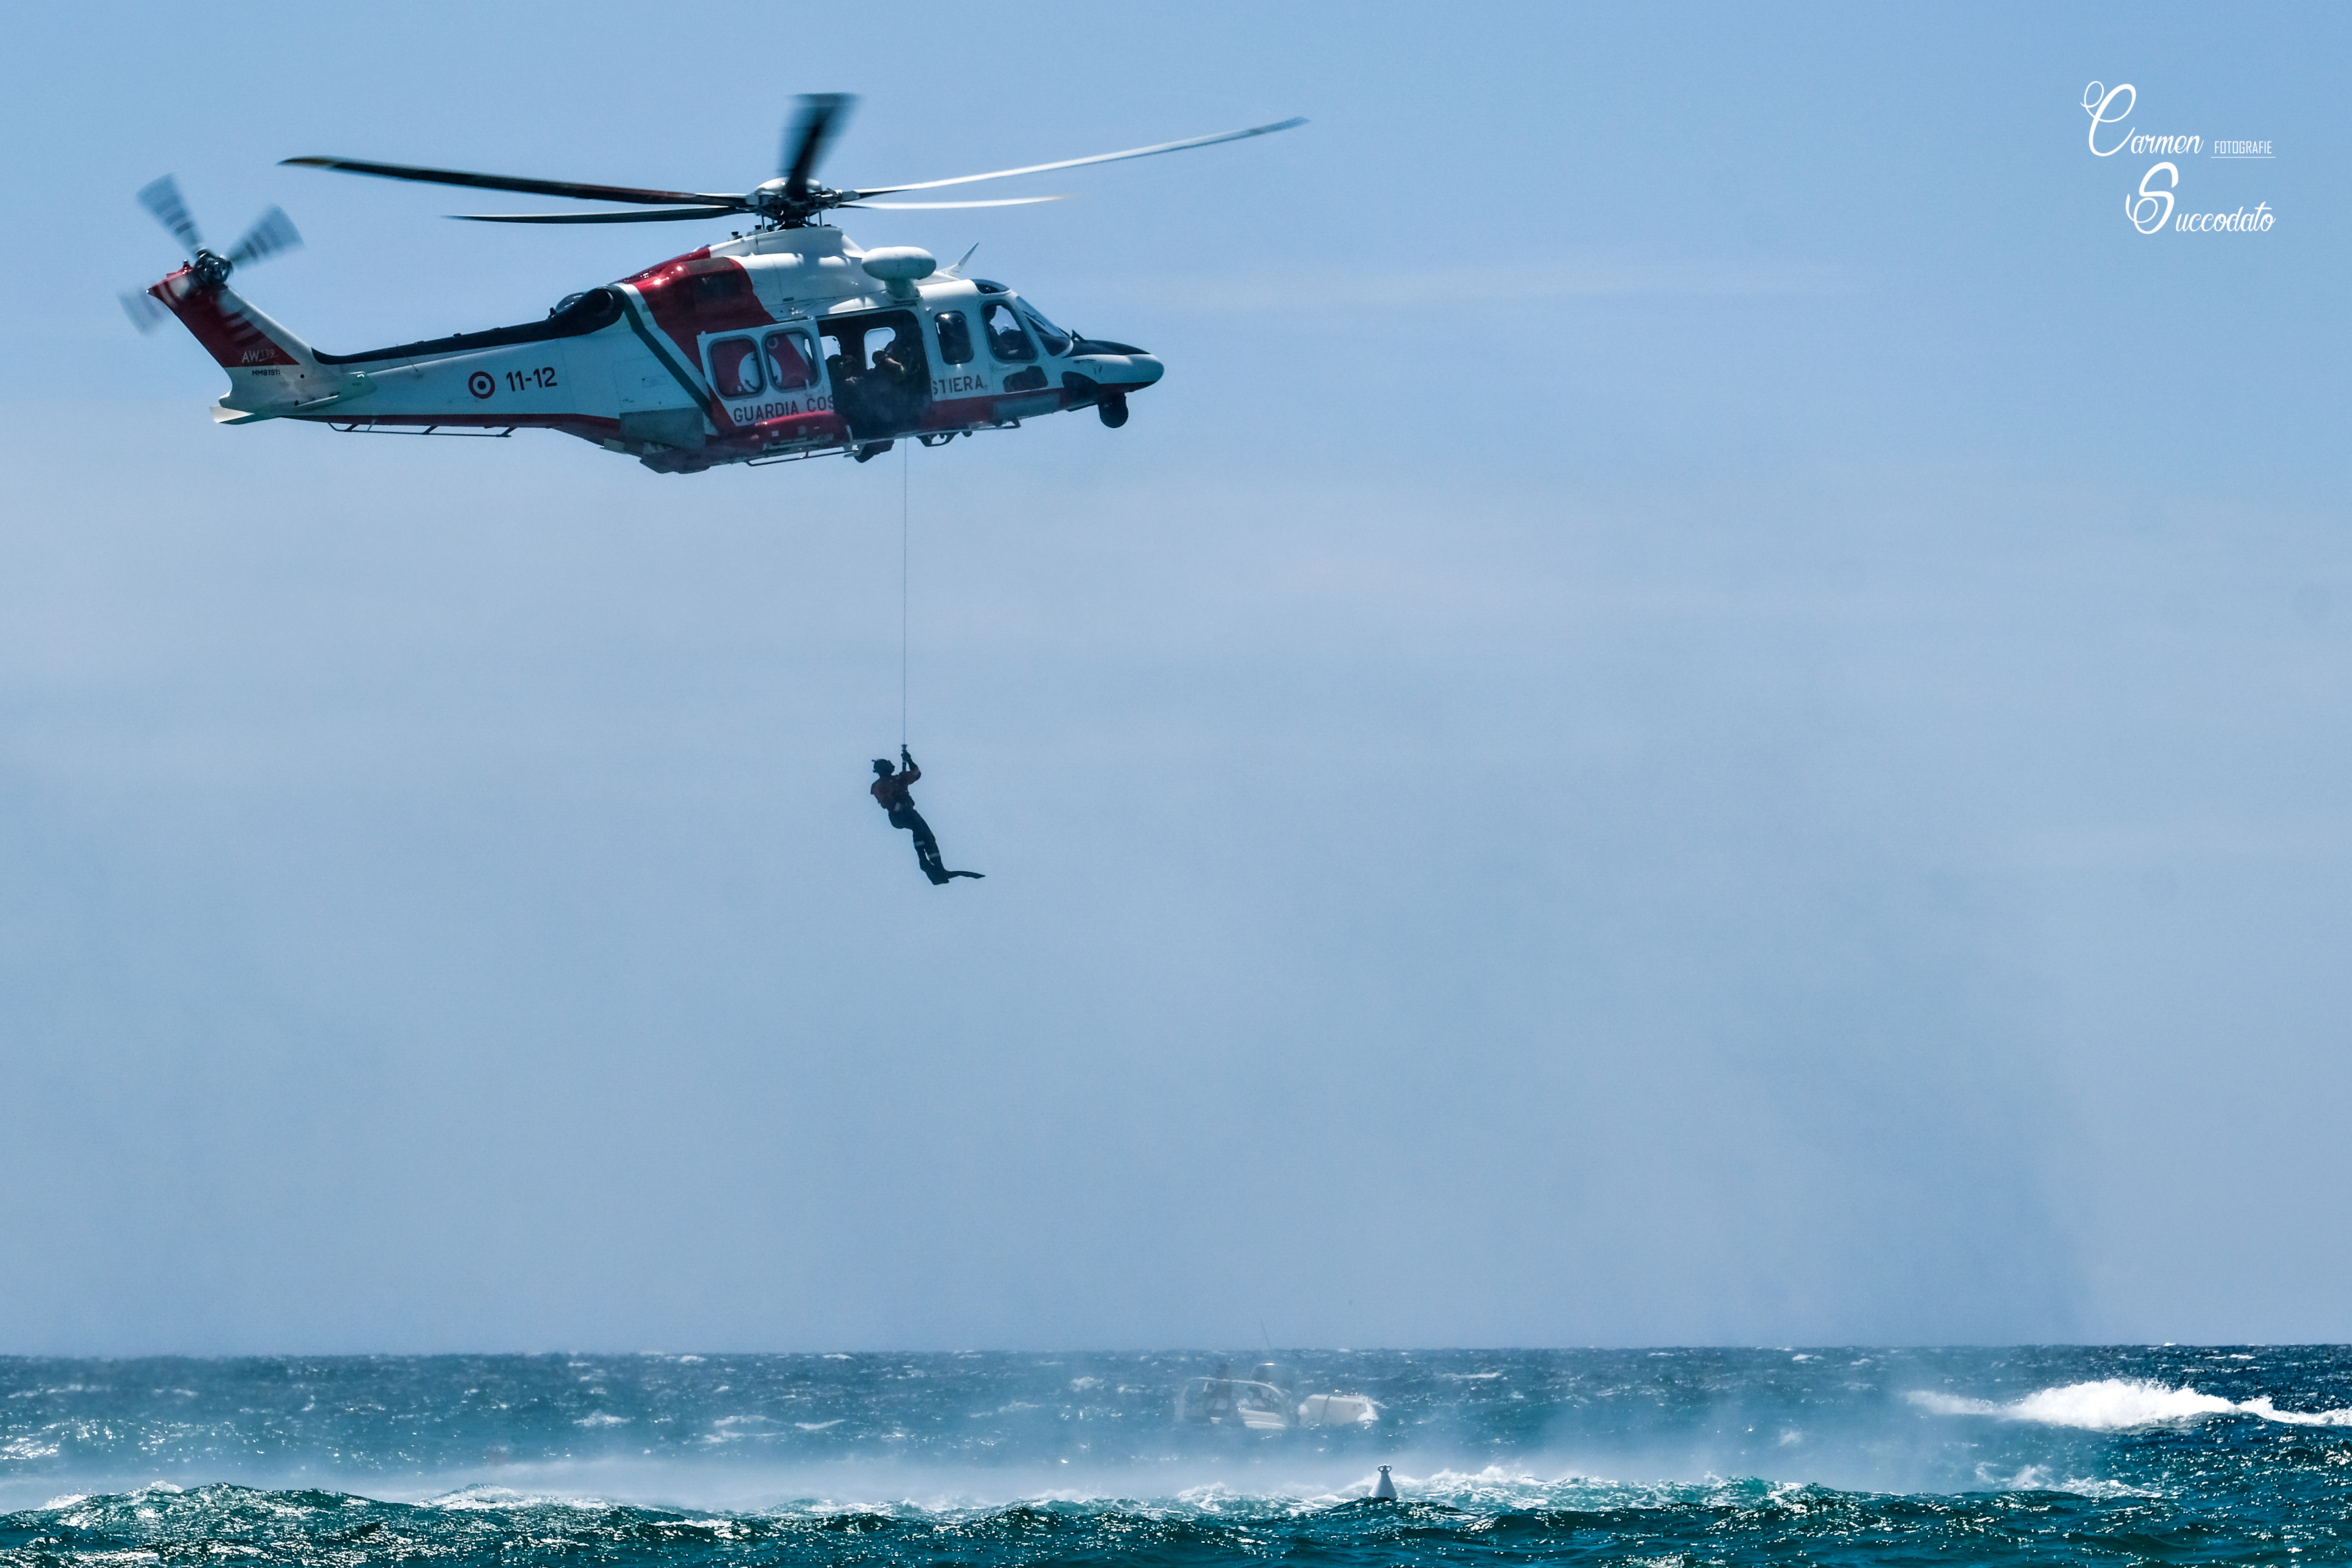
[155, 224, 1162, 473]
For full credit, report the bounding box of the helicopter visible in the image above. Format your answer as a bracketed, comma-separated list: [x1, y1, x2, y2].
[125, 96, 1302, 474]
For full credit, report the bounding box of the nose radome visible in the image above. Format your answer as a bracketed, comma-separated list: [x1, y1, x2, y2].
[1129, 354, 1165, 385]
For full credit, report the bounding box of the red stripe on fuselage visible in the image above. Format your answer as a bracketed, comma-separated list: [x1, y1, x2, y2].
[629, 253, 773, 359]
[725, 409, 851, 448]
[617, 247, 713, 286]
[622, 248, 784, 435]
[920, 385, 1144, 431]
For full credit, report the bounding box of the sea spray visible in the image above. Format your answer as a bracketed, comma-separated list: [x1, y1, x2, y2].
[5, 1347, 2352, 1565]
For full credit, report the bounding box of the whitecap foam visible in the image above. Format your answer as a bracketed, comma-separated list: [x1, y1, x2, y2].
[420, 1484, 615, 1511]
[1909, 1378, 2352, 1431]
[2238, 1396, 2352, 1427]
[1974, 1464, 2163, 1499]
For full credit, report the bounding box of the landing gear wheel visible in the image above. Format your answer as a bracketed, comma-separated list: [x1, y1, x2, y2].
[1098, 394, 1129, 429]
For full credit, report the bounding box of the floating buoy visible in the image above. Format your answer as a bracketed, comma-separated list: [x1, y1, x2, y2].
[1373, 1465, 1397, 1501]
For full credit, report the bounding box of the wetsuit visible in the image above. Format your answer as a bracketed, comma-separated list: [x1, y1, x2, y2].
[871, 758, 980, 884]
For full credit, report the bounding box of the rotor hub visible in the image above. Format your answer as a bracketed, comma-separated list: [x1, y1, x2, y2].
[747, 177, 840, 229]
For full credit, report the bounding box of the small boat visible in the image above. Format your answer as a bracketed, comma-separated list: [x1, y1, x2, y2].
[1174, 1362, 1379, 1431]
[1299, 1392, 1378, 1425]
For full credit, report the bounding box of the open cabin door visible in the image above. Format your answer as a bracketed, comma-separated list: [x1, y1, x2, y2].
[820, 308, 931, 439]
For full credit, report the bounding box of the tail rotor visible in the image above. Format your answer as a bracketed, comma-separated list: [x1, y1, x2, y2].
[136, 174, 203, 254]
[120, 287, 171, 334]
[223, 205, 301, 271]
[124, 173, 302, 331]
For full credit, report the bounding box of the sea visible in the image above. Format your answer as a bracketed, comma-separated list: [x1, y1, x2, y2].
[5, 1346, 2350, 1565]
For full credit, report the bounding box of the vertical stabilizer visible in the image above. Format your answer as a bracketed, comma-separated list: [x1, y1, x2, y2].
[149, 267, 367, 419]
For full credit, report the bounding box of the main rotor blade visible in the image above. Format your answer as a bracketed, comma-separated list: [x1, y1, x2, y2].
[451, 207, 740, 224]
[848, 195, 1068, 210]
[225, 206, 302, 269]
[857, 116, 1305, 196]
[137, 174, 201, 253]
[783, 92, 853, 197]
[283, 156, 741, 210]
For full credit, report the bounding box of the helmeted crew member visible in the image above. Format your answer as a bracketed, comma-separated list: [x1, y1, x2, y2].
[871, 748, 983, 885]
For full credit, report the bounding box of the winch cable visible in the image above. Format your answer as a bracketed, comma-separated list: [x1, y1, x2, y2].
[900, 439, 910, 748]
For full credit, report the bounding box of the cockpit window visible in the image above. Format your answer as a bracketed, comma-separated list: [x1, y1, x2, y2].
[709, 336, 763, 398]
[1018, 306, 1072, 357]
[981, 301, 1034, 363]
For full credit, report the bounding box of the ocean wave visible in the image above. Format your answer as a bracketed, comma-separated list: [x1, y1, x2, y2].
[1908, 1379, 2352, 1430]
[8, 1349, 2349, 1564]
[0, 1472, 1977, 1525]
[0, 1464, 2303, 1568]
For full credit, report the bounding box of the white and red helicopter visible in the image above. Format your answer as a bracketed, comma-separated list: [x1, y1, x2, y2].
[127, 96, 1301, 474]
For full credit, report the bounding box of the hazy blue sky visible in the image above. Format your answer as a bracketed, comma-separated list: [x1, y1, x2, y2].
[1, 2, 2345, 1353]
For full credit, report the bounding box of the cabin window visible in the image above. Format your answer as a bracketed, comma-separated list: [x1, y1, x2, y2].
[764, 329, 817, 390]
[933, 310, 974, 366]
[981, 301, 1034, 363]
[708, 336, 763, 398]
[863, 323, 913, 368]
[1019, 306, 1072, 356]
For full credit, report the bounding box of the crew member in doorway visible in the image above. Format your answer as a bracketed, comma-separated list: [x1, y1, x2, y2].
[871, 748, 983, 885]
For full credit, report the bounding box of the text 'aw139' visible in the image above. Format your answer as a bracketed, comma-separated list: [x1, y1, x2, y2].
[126, 96, 1301, 474]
